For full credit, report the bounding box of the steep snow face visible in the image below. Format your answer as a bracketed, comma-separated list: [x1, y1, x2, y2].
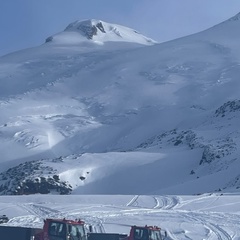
[188, 11, 240, 51]
[45, 19, 157, 46]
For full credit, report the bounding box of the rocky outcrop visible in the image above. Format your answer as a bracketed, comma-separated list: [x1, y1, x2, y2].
[0, 159, 72, 195]
[136, 128, 236, 165]
[65, 20, 106, 39]
[215, 100, 240, 117]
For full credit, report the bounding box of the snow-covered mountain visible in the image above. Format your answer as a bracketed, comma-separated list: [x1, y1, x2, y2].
[45, 19, 157, 46]
[0, 15, 240, 195]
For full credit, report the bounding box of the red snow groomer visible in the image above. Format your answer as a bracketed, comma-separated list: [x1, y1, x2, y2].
[127, 225, 166, 240]
[34, 218, 87, 240]
[0, 218, 166, 240]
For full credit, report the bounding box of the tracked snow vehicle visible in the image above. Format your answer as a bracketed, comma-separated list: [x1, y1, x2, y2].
[0, 218, 166, 240]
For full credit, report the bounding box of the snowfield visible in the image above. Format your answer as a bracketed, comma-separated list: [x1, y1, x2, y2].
[1, 194, 240, 239]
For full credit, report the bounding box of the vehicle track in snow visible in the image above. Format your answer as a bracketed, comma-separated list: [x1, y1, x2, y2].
[126, 195, 179, 210]
[9, 196, 237, 239]
[177, 193, 216, 210]
[19, 203, 106, 233]
[126, 195, 139, 207]
[126, 195, 234, 239]
[184, 212, 232, 240]
[6, 203, 63, 228]
[153, 196, 180, 210]
[21, 203, 63, 220]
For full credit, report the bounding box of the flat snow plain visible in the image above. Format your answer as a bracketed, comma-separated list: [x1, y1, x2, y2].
[0, 193, 240, 239]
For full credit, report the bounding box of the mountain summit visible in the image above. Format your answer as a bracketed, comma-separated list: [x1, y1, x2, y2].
[45, 19, 157, 46]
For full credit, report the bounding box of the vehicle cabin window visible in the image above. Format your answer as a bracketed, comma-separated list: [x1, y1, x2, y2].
[149, 230, 162, 240]
[134, 228, 149, 240]
[68, 225, 78, 237]
[49, 221, 66, 238]
[76, 224, 85, 237]
[67, 224, 85, 239]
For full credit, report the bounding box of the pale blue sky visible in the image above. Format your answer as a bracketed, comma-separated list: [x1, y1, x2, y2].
[1, 0, 240, 56]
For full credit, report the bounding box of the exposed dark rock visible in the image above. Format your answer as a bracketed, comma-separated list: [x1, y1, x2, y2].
[96, 22, 105, 33]
[215, 100, 240, 117]
[0, 160, 72, 195]
[136, 128, 236, 165]
[77, 24, 98, 39]
[79, 176, 85, 181]
[45, 36, 53, 43]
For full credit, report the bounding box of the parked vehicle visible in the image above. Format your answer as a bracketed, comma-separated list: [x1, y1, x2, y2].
[0, 225, 41, 240]
[127, 225, 166, 240]
[0, 217, 166, 240]
[34, 218, 87, 240]
[0, 218, 86, 240]
[0, 214, 9, 224]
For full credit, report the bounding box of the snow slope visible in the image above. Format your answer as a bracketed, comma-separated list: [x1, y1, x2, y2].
[0, 14, 240, 195]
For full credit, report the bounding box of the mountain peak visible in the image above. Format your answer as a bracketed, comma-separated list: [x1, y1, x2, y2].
[45, 19, 157, 46]
[64, 19, 107, 39]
